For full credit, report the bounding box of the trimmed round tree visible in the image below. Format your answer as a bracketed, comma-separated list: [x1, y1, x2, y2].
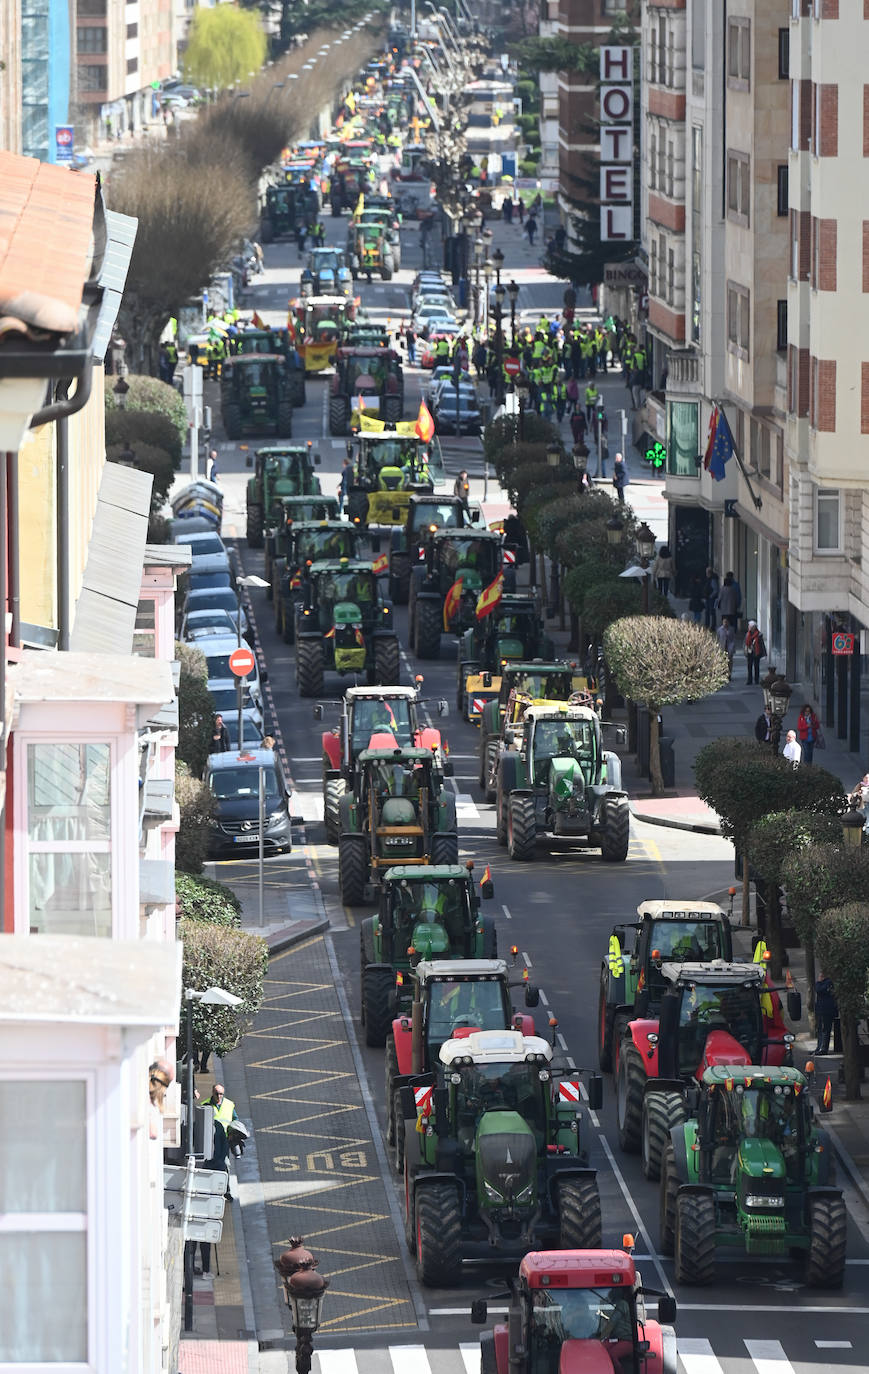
[603, 617, 730, 795]
[816, 903, 869, 1099]
[781, 842, 869, 1008]
[179, 919, 269, 1062]
[745, 811, 842, 976]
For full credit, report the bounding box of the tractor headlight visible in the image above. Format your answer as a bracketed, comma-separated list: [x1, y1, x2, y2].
[483, 1181, 504, 1203]
[745, 1195, 785, 1208]
[514, 1182, 534, 1204]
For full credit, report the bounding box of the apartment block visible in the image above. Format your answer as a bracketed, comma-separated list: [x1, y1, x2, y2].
[74, 0, 175, 142]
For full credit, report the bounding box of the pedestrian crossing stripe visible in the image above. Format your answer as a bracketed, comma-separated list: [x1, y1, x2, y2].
[679, 1337, 796, 1374]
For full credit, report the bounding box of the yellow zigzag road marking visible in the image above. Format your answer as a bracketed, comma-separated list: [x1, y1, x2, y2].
[269, 1174, 382, 1197]
[262, 977, 333, 993]
[247, 1012, 337, 1036]
[249, 1071, 356, 1098]
[254, 1102, 362, 1132]
[319, 1303, 418, 1334]
[245, 1040, 347, 1068]
[270, 935, 325, 961]
[278, 1204, 393, 1239]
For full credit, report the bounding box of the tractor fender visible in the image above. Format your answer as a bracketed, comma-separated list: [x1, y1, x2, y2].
[511, 1012, 536, 1036]
[626, 1019, 660, 1076]
[669, 1123, 692, 1183]
[297, 628, 324, 643]
[322, 732, 342, 771]
[643, 1077, 685, 1098]
[543, 1163, 597, 1209]
[642, 1322, 677, 1374]
[371, 628, 399, 644]
[492, 1326, 509, 1374]
[362, 960, 392, 977]
[497, 750, 522, 797]
[807, 1184, 845, 1201]
[415, 589, 442, 607]
[391, 1016, 414, 1076]
[601, 750, 623, 790]
[458, 626, 476, 660]
[415, 725, 443, 753]
[411, 1171, 466, 1209]
[480, 699, 501, 737]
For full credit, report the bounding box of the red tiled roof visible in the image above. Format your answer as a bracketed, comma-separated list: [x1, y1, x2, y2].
[0, 152, 95, 335]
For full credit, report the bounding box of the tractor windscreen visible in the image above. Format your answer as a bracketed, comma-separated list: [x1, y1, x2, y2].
[412, 501, 461, 529]
[391, 878, 468, 948]
[322, 571, 375, 608]
[649, 920, 727, 963]
[532, 719, 597, 770]
[427, 978, 508, 1041]
[366, 439, 411, 469]
[351, 697, 413, 749]
[313, 252, 340, 271]
[512, 670, 573, 699]
[709, 1084, 806, 1181]
[454, 1062, 545, 1134]
[530, 1286, 635, 1348]
[444, 538, 500, 580]
[298, 530, 355, 562]
[678, 983, 763, 1075]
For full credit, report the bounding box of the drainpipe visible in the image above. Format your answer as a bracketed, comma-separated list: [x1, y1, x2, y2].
[0, 453, 7, 930]
[6, 458, 19, 650]
[56, 382, 72, 651]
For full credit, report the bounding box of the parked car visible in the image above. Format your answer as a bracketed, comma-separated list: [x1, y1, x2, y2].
[182, 588, 248, 638]
[206, 748, 292, 856]
[188, 570, 232, 596]
[207, 682, 264, 737]
[432, 386, 483, 435]
[181, 609, 241, 643]
[200, 634, 264, 710]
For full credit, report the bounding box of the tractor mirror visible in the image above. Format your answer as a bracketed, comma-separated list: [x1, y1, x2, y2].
[657, 1296, 677, 1325]
[470, 1299, 488, 1325]
[482, 671, 492, 688]
[444, 759, 454, 777]
[437, 699, 449, 716]
[524, 983, 539, 1008]
[613, 925, 626, 945]
[371, 535, 381, 552]
[313, 705, 323, 720]
[787, 989, 802, 1022]
[587, 1074, 604, 1112]
[246, 453, 253, 468]
[481, 880, 494, 900]
[314, 453, 321, 465]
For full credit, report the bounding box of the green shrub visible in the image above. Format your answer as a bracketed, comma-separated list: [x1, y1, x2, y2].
[175, 759, 215, 874]
[105, 407, 183, 467]
[176, 641, 217, 779]
[694, 738, 844, 852]
[180, 918, 269, 1060]
[175, 871, 242, 927]
[519, 159, 540, 178]
[105, 373, 188, 447]
[816, 903, 869, 1098]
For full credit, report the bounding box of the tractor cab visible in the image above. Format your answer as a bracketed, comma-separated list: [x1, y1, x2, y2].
[521, 706, 601, 793]
[428, 529, 504, 611]
[306, 560, 380, 636]
[257, 447, 321, 514]
[383, 869, 485, 964]
[220, 355, 293, 440]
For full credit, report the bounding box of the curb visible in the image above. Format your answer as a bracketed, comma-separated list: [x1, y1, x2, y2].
[826, 1121, 869, 1215]
[628, 801, 722, 836]
[265, 916, 330, 954]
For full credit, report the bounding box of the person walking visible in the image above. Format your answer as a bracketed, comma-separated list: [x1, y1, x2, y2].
[717, 616, 736, 679]
[570, 408, 587, 447]
[338, 457, 353, 511]
[652, 545, 675, 597]
[525, 213, 538, 247]
[744, 620, 766, 685]
[688, 575, 705, 624]
[754, 706, 773, 744]
[797, 703, 821, 764]
[814, 974, 838, 1054]
[715, 571, 741, 625]
[206, 450, 219, 482]
[703, 566, 720, 629]
[517, 198, 526, 226]
[210, 714, 230, 753]
[584, 380, 599, 426]
[782, 729, 802, 766]
[405, 325, 416, 365]
[612, 452, 628, 504]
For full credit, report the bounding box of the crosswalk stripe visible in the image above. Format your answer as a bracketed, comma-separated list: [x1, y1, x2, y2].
[314, 1351, 358, 1374]
[459, 1345, 480, 1374]
[678, 1337, 724, 1374]
[744, 1339, 795, 1374]
[389, 1345, 431, 1374]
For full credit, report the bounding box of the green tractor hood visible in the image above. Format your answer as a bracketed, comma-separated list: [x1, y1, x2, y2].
[550, 757, 586, 804]
[738, 1137, 786, 1180]
[333, 600, 363, 625]
[475, 1111, 537, 1211]
[410, 919, 451, 959]
[496, 636, 525, 662]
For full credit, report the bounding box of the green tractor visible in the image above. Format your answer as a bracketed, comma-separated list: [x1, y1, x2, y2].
[457, 594, 554, 718]
[329, 346, 404, 436]
[597, 899, 735, 1073]
[409, 528, 506, 661]
[660, 1065, 845, 1287]
[346, 433, 435, 531]
[231, 328, 306, 407]
[260, 183, 301, 242]
[385, 953, 542, 1168]
[337, 747, 459, 905]
[349, 220, 395, 281]
[495, 703, 630, 863]
[272, 520, 361, 642]
[294, 559, 400, 697]
[262, 493, 341, 585]
[389, 493, 482, 605]
[245, 445, 322, 549]
[220, 355, 294, 442]
[359, 863, 498, 1045]
[399, 1029, 603, 1285]
[477, 663, 587, 801]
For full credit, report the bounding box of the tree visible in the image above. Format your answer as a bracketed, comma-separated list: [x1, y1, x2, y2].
[604, 617, 730, 794]
[175, 872, 242, 928]
[105, 406, 183, 467]
[176, 642, 217, 780]
[179, 919, 269, 1061]
[511, 37, 596, 73]
[745, 811, 843, 977]
[105, 374, 188, 448]
[183, 6, 268, 91]
[781, 843, 869, 1007]
[694, 739, 845, 851]
[816, 904, 869, 1099]
[175, 760, 215, 875]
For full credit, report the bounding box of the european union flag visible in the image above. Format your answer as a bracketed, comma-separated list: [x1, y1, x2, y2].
[704, 405, 735, 482]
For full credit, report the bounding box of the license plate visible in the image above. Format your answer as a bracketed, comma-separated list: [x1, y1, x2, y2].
[233, 834, 259, 844]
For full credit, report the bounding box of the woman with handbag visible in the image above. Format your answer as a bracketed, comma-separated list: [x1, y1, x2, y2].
[797, 703, 822, 764]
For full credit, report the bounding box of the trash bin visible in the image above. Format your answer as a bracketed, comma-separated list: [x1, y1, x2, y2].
[457, 277, 469, 309]
[658, 735, 675, 789]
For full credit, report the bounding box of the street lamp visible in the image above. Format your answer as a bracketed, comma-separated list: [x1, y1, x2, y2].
[606, 514, 625, 545]
[234, 573, 269, 752]
[515, 377, 530, 440]
[546, 441, 561, 468]
[761, 669, 792, 753]
[231, 91, 251, 105]
[265, 81, 286, 105]
[492, 246, 504, 287]
[493, 282, 506, 405]
[507, 279, 519, 348]
[276, 1238, 330, 1374]
[635, 522, 656, 614]
[841, 804, 865, 848]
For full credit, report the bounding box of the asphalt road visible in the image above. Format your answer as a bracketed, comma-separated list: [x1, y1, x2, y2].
[198, 215, 869, 1374]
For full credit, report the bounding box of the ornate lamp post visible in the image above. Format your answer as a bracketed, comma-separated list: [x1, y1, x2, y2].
[507, 278, 520, 349]
[492, 245, 504, 287]
[493, 281, 505, 405]
[841, 804, 865, 849]
[276, 1238, 330, 1374]
[473, 236, 484, 326]
[635, 521, 656, 615]
[483, 257, 493, 338]
[515, 377, 530, 441]
[761, 669, 792, 754]
[606, 514, 625, 545]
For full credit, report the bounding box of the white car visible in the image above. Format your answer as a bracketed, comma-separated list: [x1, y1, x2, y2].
[199, 634, 264, 710]
[207, 680, 264, 736]
[182, 588, 248, 638]
[181, 609, 242, 643]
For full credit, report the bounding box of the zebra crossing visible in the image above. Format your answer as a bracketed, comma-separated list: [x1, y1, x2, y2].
[311, 1335, 850, 1374]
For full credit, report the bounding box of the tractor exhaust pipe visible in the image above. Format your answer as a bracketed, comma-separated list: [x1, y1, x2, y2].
[411, 999, 423, 1075]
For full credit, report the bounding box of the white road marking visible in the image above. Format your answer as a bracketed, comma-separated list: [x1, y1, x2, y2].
[816, 1341, 853, 1349]
[538, 990, 548, 1006]
[521, 950, 532, 968]
[459, 1344, 481, 1374]
[428, 1308, 509, 1316]
[501, 904, 512, 921]
[314, 1351, 358, 1374]
[557, 1033, 568, 1051]
[389, 1345, 432, 1374]
[455, 791, 479, 819]
[678, 1338, 723, 1374]
[744, 1339, 796, 1374]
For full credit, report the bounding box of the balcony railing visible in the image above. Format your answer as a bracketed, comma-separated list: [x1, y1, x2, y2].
[668, 351, 703, 388]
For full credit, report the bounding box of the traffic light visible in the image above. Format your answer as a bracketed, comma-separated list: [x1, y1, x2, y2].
[644, 441, 667, 470]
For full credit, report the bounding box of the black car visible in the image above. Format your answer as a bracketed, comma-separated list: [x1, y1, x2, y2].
[206, 749, 292, 856]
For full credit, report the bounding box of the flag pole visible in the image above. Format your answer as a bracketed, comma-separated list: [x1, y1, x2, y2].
[712, 400, 763, 511]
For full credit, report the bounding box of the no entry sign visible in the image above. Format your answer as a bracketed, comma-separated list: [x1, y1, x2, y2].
[228, 646, 256, 677]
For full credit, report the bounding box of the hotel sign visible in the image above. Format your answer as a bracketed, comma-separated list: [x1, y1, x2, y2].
[599, 47, 634, 243]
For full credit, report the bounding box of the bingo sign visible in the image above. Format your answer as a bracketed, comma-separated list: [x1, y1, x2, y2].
[599, 47, 634, 243]
[832, 632, 855, 656]
[55, 125, 75, 164]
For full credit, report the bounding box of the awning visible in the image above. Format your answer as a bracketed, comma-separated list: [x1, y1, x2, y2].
[0, 935, 181, 1028]
[70, 462, 153, 656]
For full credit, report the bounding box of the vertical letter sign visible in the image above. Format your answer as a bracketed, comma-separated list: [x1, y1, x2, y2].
[600, 47, 634, 243]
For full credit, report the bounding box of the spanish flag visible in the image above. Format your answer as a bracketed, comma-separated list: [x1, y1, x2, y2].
[443, 576, 463, 631]
[325, 626, 336, 639]
[481, 864, 492, 886]
[415, 400, 435, 444]
[823, 1076, 833, 1111]
[354, 627, 365, 646]
[251, 310, 265, 329]
[372, 553, 389, 575]
[476, 571, 504, 620]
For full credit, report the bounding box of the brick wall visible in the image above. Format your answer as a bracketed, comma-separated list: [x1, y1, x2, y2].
[818, 218, 837, 291]
[818, 84, 838, 157]
[814, 359, 837, 432]
[796, 79, 812, 151]
[862, 363, 869, 434]
[822, 0, 838, 16]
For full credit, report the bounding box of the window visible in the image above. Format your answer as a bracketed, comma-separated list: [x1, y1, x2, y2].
[777, 165, 788, 217]
[692, 126, 703, 210]
[756, 424, 771, 478]
[79, 63, 107, 92]
[727, 152, 751, 224]
[650, 240, 658, 295]
[778, 27, 790, 79]
[692, 0, 705, 69]
[649, 130, 657, 191]
[727, 283, 750, 358]
[77, 0, 106, 11]
[656, 15, 667, 83]
[666, 401, 699, 477]
[777, 299, 788, 351]
[727, 19, 751, 88]
[26, 742, 112, 936]
[668, 248, 675, 304]
[666, 141, 674, 198]
[133, 596, 156, 657]
[126, 56, 138, 74]
[816, 489, 841, 551]
[0, 1079, 88, 1363]
[126, 20, 137, 37]
[603, 0, 628, 9]
[76, 24, 106, 52]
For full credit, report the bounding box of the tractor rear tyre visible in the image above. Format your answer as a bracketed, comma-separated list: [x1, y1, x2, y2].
[385, 1039, 399, 1146]
[557, 1175, 602, 1250]
[224, 403, 242, 441]
[674, 1190, 716, 1286]
[496, 785, 508, 847]
[373, 637, 401, 686]
[600, 797, 630, 862]
[642, 1091, 687, 1181]
[289, 374, 306, 408]
[362, 966, 393, 1047]
[246, 504, 264, 549]
[324, 777, 346, 845]
[612, 1012, 631, 1078]
[339, 834, 368, 907]
[389, 553, 410, 605]
[282, 601, 296, 645]
[616, 1044, 645, 1154]
[415, 1183, 462, 1287]
[508, 795, 537, 861]
[659, 1143, 679, 1256]
[277, 400, 293, 438]
[414, 599, 441, 659]
[483, 740, 498, 803]
[384, 395, 403, 425]
[329, 396, 350, 436]
[430, 832, 459, 866]
[805, 1194, 847, 1288]
[391, 1089, 406, 1173]
[480, 1332, 497, 1374]
[598, 969, 615, 1073]
[296, 640, 324, 697]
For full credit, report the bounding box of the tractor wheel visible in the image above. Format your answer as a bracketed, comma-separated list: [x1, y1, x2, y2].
[805, 1194, 847, 1288]
[600, 796, 630, 862]
[674, 1190, 716, 1286]
[277, 400, 294, 438]
[246, 504, 263, 549]
[598, 969, 614, 1073]
[290, 375, 306, 408]
[373, 636, 401, 686]
[329, 396, 350, 436]
[557, 1175, 602, 1250]
[381, 264, 394, 281]
[483, 740, 499, 804]
[456, 661, 466, 714]
[612, 1012, 631, 1079]
[296, 640, 324, 698]
[389, 553, 410, 605]
[339, 834, 368, 907]
[479, 915, 497, 959]
[323, 777, 346, 845]
[362, 966, 393, 1047]
[659, 1143, 679, 1256]
[384, 395, 403, 425]
[430, 831, 459, 867]
[496, 785, 508, 848]
[415, 1183, 462, 1287]
[385, 1039, 399, 1147]
[642, 1091, 687, 1182]
[392, 1089, 406, 1173]
[508, 795, 537, 861]
[616, 1044, 645, 1154]
[414, 599, 442, 660]
[223, 402, 242, 441]
[480, 1332, 497, 1374]
[478, 735, 489, 791]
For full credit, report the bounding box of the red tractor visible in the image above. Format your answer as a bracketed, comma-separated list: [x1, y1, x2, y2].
[615, 959, 801, 1181]
[471, 1242, 677, 1374]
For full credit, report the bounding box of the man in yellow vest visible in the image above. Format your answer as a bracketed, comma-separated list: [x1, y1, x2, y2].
[192, 1084, 240, 1275]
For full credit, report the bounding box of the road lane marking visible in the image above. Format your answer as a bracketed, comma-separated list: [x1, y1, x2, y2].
[678, 1339, 723, 1374]
[428, 1309, 509, 1316]
[315, 1353, 358, 1374]
[389, 1346, 432, 1374]
[816, 1341, 852, 1349]
[501, 904, 512, 921]
[744, 1339, 796, 1374]
[538, 990, 548, 1005]
[459, 1344, 481, 1374]
[521, 951, 531, 968]
[597, 1132, 673, 1295]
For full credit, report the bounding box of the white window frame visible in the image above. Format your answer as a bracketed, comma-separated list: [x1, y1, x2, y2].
[815, 488, 842, 553]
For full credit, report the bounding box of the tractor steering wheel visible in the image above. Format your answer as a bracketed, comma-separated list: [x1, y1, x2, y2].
[451, 1014, 479, 1031]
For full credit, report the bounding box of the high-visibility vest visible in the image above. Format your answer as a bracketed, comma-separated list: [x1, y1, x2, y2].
[210, 1096, 237, 1129]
